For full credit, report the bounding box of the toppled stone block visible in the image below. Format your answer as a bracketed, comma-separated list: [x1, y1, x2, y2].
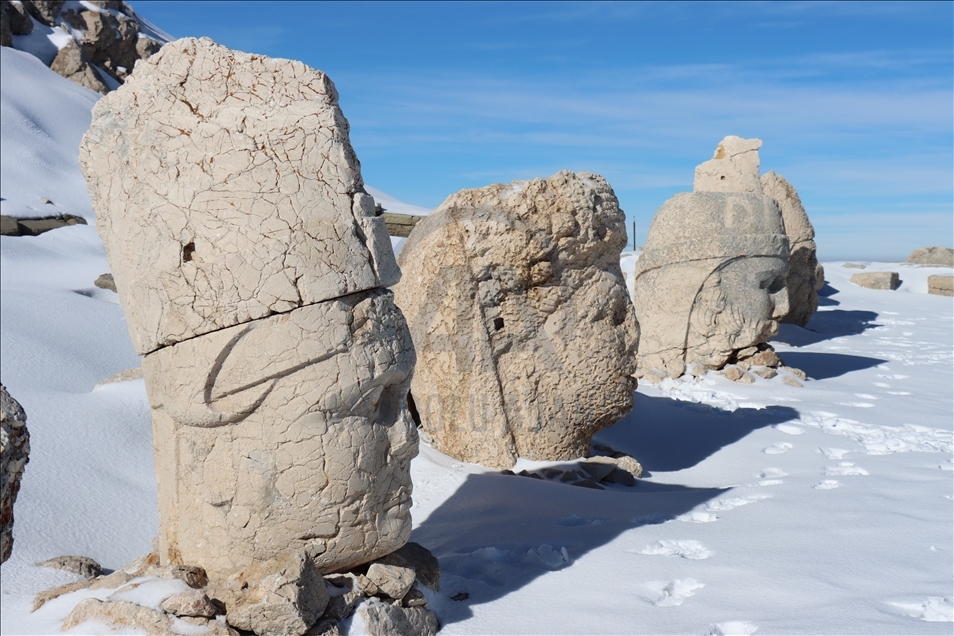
[906, 246, 954, 267]
[850, 272, 899, 291]
[762, 171, 820, 326]
[394, 171, 639, 469]
[928, 275, 953, 297]
[35, 555, 103, 579]
[1, 384, 29, 564]
[381, 212, 423, 237]
[843, 263, 867, 269]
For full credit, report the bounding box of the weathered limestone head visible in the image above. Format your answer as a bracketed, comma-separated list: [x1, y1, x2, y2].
[79, 36, 398, 356]
[694, 136, 763, 195]
[634, 191, 790, 376]
[79, 38, 416, 582]
[394, 171, 639, 469]
[761, 171, 821, 326]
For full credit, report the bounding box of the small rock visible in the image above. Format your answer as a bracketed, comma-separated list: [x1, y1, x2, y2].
[602, 468, 636, 487]
[366, 562, 416, 600]
[723, 365, 744, 381]
[401, 586, 428, 608]
[392, 543, 441, 593]
[843, 262, 867, 269]
[160, 589, 218, 618]
[780, 366, 807, 381]
[735, 346, 758, 359]
[40, 197, 53, 205]
[1, 385, 30, 564]
[579, 457, 617, 481]
[305, 617, 342, 636]
[612, 455, 644, 479]
[745, 348, 781, 368]
[752, 366, 778, 380]
[35, 555, 102, 579]
[360, 603, 439, 636]
[95, 273, 117, 292]
[356, 573, 380, 596]
[928, 275, 953, 297]
[559, 469, 581, 483]
[850, 272, 899, 290]
[783, 376, 803, 388]
[151, 564, 208, 589]
[572, 478, 605, 490]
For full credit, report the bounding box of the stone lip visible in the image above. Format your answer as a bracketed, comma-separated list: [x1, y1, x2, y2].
[80, 37, 400, 355]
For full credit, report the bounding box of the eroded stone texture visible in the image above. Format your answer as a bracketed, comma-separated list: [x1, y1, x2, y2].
[393, 171, 639, 469]
[694, 136, 764, 195]
[906, 246, 954, 267]
[928, 275, 953, 296]
[143, 290, 416, 580]
[80, 37, 399, 355]
[633, 192, 789, 376]
[1, 384, 30, 564]
[761, 171, 820, 326]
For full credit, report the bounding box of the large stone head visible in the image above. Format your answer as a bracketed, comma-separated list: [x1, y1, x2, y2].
[79, 38, 415, 578]
[394, 171, 639, 469]
[633, 191, 789, 376]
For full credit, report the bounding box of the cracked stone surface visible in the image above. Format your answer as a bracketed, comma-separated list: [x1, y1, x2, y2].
[394, 170, 639, 469]
[761, 171, 820, 326]
[1, 384, 29, 564]
[79, 37, 417, 588]
[634, 140, 790, 377]
[80, 37, 399, 355]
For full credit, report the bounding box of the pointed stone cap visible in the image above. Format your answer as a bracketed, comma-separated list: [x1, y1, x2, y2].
[693, 136, 763, 195]
[80, 38, 399, 354]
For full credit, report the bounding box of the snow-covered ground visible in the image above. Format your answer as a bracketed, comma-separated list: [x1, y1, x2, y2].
[1, 45, 952, 635]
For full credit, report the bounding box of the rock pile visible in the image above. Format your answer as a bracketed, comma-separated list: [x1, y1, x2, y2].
[79, 37, 419, 635]
[633, 137, 790, 379]
[1, 1, 166, 94]
[1, 384, 30, 564]
[394, 171, 639, 469]
[761, 171, 823, 326]
[37, 545, 441, 635]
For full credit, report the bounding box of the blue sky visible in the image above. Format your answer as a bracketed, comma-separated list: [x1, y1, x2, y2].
[136, 1, 952, 260]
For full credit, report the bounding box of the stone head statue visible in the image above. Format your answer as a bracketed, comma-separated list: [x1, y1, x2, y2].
[79, 38, 416, 580]
[394, 171, 639, 469]
[634, 190, 789, 377]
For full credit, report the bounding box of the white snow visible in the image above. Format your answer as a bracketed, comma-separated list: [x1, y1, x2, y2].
[1, 45, 952, 636]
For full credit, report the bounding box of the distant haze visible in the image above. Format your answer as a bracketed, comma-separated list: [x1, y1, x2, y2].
[136, 1, 953, 261]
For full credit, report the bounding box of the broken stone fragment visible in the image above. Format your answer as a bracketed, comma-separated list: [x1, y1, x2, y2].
[224, 549, 329, 636]
[693, 136, 764, 195]
[63, 597, 236, 635]
[34, 555, 103, 579]
[783, 376, 803, 388]
[160, 589, 219, 618]
[365, 562, 416, 600]
[752, 366, 778, 380]
[1, 384, 29, 564]
[152, 564, 209, 589]
[724, 365, 755, 383]
[401, 586, 428, 608]
[360, 602, 439, 636]
[780, 366, 807, 381]
[94, 273, 117, 292]
[850, 272, 900, 291]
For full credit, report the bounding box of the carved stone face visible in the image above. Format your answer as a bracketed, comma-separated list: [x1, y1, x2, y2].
[685, 256, 789, 369]
[144, 289, 417, 578]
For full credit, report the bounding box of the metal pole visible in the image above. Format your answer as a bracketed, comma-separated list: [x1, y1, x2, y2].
[632, 220, 636, 251]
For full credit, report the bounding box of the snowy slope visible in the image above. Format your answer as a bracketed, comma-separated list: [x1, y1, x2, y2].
[1, 45, 952, 635]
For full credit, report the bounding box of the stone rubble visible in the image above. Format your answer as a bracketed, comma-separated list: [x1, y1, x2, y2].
[394, 170, 639, 469]
[1, 384, 29, 564]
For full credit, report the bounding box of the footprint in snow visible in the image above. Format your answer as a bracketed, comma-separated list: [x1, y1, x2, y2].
[886, 391, 912, 395]
[825, 462, 869, 477]
[707, 621, 760, 635]
[887, 596, 954, 622]
[639, 578, 704, 607]
[774, 424, 804, 435]
[854, 393, 878, 399]
[837, 402, 875, 408]
[763, 442, 793, 455]
[706, 494, 771, 512]
[873, 382, 891, 388]
[677, 511, 719, 523]
[819, 447, 850, 460]
[635, 540, 713, 560]
[813, 480, 840, 490]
